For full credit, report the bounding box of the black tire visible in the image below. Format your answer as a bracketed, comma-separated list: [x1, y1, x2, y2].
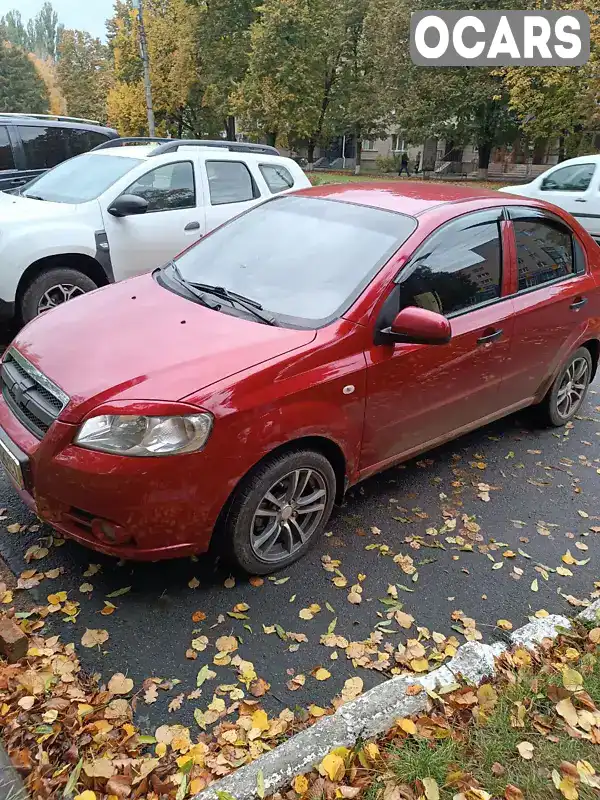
[223, 449, 337, 574]
[537, 347, 593, 427]
[21, 267, 98, 323]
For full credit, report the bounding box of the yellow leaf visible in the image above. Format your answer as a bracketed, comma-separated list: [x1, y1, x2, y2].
[530, 579, 539, 592]
[365, 743, 379, 760]
[74, 793, 97, 800]
[562, 667, 583, 692]
[293, 776, 309, 795]
[47, 591, 67, 604]
[398, 718, 417, 735]
[477, 684, 498, 712]
[190, 778, 205, 795]
[314, 668, 331, 681]
[556, 698, 579, 728]
[309, 705, 327, 717]
[251, 710, 269, 732]
[410, 658, 429, 672]
[319, 752, 345, 781]
[423, 777, 440, 800]
[557, 567, 574, 577]
[516, 741, 534, 760]
[155, 742, 167, 757]
[562, 550, 577, 565]
[559, 778, 579, 800]
[497, 619, 513, 630]
[341, 676, 363, 701]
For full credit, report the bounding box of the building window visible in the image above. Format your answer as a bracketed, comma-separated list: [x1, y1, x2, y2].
[391, 135, 405, 152]
[362, 139, 376, 151]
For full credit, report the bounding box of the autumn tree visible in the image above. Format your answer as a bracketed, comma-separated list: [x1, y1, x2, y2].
[57, 30, 110, 122]
[0, 3, 63, 60]
[0, 41, 49, 113]
[29, 54, 67, 115]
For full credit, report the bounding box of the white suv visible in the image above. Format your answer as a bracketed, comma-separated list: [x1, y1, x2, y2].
[0, 139, 311, 323]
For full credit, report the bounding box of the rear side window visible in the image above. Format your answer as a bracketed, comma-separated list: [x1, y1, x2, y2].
[66, 129, 111, 157]
[0, 126, 15, 171]
[260, 163, 294, 193]
[206, 160, 258, 205]
[398, 210, 503, 317]
[541, 164, 595, 192]
[124, 162, 196, 211]
[18, 125, 69, 169]
[514, 218, 574, 290]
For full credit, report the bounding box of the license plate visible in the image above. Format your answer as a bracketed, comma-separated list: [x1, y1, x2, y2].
[0, 434, 24, 489]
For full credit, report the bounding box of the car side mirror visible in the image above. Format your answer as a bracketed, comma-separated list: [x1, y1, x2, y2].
[108, 194, 149, 217]
[380, 307, 451, 346]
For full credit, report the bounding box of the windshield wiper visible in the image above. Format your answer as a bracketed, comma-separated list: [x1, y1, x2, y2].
[186, 282, 278, 326]
[165, 262, 221, 310]
[23, 194, 45, 201]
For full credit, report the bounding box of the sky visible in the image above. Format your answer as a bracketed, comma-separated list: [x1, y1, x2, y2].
[6, 0, 114, 39]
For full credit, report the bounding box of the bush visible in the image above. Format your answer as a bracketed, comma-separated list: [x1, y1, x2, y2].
[375, 154, 400, 173]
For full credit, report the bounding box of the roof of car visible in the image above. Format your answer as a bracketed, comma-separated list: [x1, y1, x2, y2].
[296, 181, 507, 216]
[0, 114, 117, 135]
[91, 145, 297, 164]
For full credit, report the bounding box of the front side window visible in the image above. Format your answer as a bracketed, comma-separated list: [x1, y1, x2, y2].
[206, 160, 257, 205]
[173, 195, 416, 325]
[66, 129, 111, 157]
[123, 162, 196, 211]
[0, 126, 15, 171]
[22, 153, 141, 203]
[18, 125, 69, 170]
[514, 217, 574, 291]
[398, 211, 503, 317]
[260, 163, 294, 193]
[541, 164, 595, 192]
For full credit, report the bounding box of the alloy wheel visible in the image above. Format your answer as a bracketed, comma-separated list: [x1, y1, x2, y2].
[556, 356, 589, 420]
[37, 283, 86, 314]
[250, 468, 329, 563]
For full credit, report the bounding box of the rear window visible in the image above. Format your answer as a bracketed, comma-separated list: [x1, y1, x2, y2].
[22, 153, 141, 203]
[65, 129, 112, 157]
[0, 126, 15, 171]
[18, 125, 69, 169]
[260, 163, 294, 193]
[174, 195, 417, 326]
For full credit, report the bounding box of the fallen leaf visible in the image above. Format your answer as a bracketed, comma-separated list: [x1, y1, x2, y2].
[83, 759, 115, 778]
[423, 777, 440, 800]
[74, 793, 97, 800]
[293, 775, 309, 795]
[106, 586, 131, 598]
[313, 668, 331, 681]
[319, 752, 345, 781]
[81, 629, 109, 648]
[517, 741, 534, 760]
[168, 693, 184, 712]
[249, 576, 264, 587]
[530, 579, 539, 592]
[504, 786, 524, 800]
[18, 696, 35, 710]
[398, 718, 417, 735]
[556, 698, 579, 728]
[562, 667, 583, 692]
[79, 583, 93, 593]
[188, 577, 200, 589]
[341, 676, 363, 702]
[108, 673, 133, 695]
[144, 684, 159, 704]
[497, 619, 513, 631]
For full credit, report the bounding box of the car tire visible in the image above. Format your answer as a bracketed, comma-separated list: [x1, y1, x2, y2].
[537, 347, 593, 427]
[223, 449, 337, 574]
[21, 268, 98, 323]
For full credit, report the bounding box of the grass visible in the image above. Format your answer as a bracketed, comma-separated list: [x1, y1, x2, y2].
[382, 642, 600, 800]
[308, 170, 502, 191]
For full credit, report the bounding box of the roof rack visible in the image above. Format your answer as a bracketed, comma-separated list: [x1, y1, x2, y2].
[0, 112, 102, 125]
[148, 139, 280, 157]
[92, 137, 171, 151]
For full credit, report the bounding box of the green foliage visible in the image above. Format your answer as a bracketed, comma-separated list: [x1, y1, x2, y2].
[57, 30, 110, 122]
[0, 2, 64, 60]
[375, 155, 399, 173]
[0, 41, 49, 113]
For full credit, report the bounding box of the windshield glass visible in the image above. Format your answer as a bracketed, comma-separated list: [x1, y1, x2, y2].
[174, 196, 416, 326]
[22, 154, 142, 203]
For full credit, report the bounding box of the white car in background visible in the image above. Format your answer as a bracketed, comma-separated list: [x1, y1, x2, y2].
[499, 155, 600, 244]
[0, 138, 310, 323]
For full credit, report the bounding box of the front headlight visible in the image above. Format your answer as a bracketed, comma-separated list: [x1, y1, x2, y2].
[74, 413, 213, 456]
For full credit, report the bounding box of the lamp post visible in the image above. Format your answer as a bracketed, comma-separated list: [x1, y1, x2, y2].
[132, 0, 155, 136]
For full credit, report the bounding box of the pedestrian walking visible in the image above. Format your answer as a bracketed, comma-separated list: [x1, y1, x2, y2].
[398, 152, 410, 177]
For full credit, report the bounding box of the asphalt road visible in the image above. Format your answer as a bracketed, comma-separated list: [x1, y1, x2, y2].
[1, 378, 600, 735]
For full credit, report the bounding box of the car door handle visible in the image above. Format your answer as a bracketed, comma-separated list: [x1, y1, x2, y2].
[477, 328, 503, 345]
[8, 178, 25, 186]
[575, 198, 587, 203]
[570, 297, 588, 310]
[184, 221, 201, 231]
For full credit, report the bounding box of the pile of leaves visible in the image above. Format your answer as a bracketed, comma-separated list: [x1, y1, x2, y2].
[269, 622, 600, 800]
[0, 608, 335, 800]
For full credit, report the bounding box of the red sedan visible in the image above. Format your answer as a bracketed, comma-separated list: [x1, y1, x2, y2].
[0, 182, 598, 573]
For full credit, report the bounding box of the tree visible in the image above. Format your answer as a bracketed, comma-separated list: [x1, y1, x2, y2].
[0, 10, 29, 50]
[57, 30, 110, 122]
[0, 41, 49, 113]
[29, 53, 67, 114]
[1, 3, 64, 60]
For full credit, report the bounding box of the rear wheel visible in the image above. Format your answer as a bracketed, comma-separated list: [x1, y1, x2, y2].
[223, 449, 336, 574]
[21, 268, 98, 323]
[537, 347, 592, 426]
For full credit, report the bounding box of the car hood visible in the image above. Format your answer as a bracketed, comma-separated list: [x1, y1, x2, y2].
[11, 275, 316, 423]
[0, 191, 79, 222]
[497, 185, 530, 196]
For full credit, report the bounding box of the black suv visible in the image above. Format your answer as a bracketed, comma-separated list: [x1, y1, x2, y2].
[0, 114, 119, 192]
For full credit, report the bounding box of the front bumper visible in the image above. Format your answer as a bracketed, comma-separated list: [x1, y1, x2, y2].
[0, 393, 232, 561]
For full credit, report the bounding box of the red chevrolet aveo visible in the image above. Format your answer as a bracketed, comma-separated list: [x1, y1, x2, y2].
[0, 183, 599, 573]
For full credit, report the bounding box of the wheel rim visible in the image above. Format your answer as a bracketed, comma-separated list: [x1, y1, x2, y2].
[556, 356, 589, 420]
[250, 468, 328, 563]
[37, 284, 86, 314]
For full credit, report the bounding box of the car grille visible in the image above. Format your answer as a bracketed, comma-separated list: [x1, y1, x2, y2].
[1, 348, 69, 439]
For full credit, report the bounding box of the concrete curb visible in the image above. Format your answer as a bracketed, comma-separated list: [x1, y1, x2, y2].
[194, 601, 600, 800]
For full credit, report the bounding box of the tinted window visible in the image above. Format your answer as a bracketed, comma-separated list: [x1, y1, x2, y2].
[398, 212, 502, 316]
[514, 218, 574, 291]
[260, 163, 294, 193]
[66, 129, 111, 157]
[174, 195, 416, 325]
[207, 161, 257, 205]
[18, 126, 69, 169]
[124, 162, 196, 211]
[0, 127, 15, 171]
[541, 164, 595, 192]
[22, 153, 141, 203]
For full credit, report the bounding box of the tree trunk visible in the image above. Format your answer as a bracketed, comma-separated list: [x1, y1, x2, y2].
[354, 129, 362, 175]
[225, 115, 236, 141]
[478, 141, 492, 175]
[266, 131, 277, 148]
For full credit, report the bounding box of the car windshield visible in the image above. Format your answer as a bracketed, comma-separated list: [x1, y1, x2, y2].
[21, 154, 142, 203]
[174, 195, 416, 326]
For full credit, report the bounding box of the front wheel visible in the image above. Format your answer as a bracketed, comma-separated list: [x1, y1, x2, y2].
[21, 267, 98, 323]
[538, 347, 593, 427]
[223, 449, 336, 574]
